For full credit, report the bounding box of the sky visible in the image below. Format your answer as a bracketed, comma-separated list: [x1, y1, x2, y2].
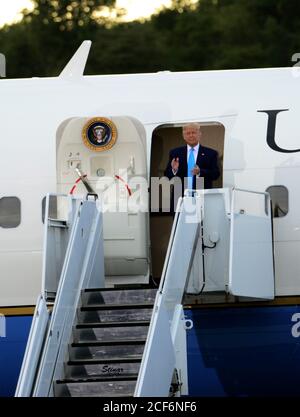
[0, 0, 173, 27]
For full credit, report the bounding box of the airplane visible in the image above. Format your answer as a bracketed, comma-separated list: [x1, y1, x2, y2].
[1, 40, 300, 397]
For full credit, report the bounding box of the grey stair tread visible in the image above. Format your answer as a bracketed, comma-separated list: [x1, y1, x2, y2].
[55, 380, 136, 397]
[65, 367, 140, 375]
[58, 391, 133, 398]
[69, 343, 145, 361]
[68, 356, 143, 365]
[49, 219, 68, 228]
[76, 320, 150, 328]
[81, 302, 154, 311]
[73, 325, 149, 343]
[81, 288, 157, 307]
[84, 287, 155, 292]
[77, 309, 153, 324]
[71, 339, 146, 347]
[64, 362, 141, 379]
[94, 394, 133, 397]
[56, 375, 138, 383]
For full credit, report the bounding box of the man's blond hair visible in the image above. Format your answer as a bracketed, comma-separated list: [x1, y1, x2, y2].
[182, 122, 201, 132]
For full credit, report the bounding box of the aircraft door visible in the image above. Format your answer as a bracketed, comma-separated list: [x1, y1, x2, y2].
[229, 189, 275, 299]
[56, 116, 148, 281]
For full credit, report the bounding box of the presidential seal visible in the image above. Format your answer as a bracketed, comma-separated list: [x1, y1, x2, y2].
[82, 117, 117, 152]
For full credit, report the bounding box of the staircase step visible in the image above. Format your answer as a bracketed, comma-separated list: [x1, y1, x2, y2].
[69, 343, 145, 360]
[68, 357, 142, 365]
[77, 308, 153, 324]
[54, 378, 137, 397]
[73, 325, 149, 343]
[65, 361, 140, 379]
[81, 288, 157, 306]
[73, 326, 149, 343]
[71, 340, 146, 347]
[76, 320, 151, 329]
[85, 285, 153, 291]
[57, 375, 138, 383]
[81, 303, 154, 311]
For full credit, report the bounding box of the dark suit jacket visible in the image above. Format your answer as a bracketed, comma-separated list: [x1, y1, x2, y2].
[164, 144, 220, 190]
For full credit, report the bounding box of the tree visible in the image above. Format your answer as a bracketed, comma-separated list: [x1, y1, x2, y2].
[0, 0, 117, 77]
[23, 0, 116, 30]
[1, 0, 300, 78]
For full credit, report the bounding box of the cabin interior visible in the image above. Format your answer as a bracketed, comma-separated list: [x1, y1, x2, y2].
[150, 123, 225, 283]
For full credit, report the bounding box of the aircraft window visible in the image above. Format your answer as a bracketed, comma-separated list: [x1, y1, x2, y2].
[42, 196, 58, 223]
[0, 197, 21, 228]
[266, 186, 289, 218]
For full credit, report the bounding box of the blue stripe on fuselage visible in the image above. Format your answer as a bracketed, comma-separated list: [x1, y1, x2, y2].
[185, 305, 300, 396]
[0, 315, 32, 397]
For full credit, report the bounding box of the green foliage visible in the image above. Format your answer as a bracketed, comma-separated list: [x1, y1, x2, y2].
[26, 0, 116, 29]
[0, 0, 299, 78]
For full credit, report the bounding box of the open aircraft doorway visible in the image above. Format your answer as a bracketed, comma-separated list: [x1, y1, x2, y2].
[150, 122, 225, 283]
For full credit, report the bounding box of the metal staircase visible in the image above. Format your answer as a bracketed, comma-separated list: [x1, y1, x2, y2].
[54, 287, 157, 397]
[16, 188, 275, 397]
[16, 193, 191, 397]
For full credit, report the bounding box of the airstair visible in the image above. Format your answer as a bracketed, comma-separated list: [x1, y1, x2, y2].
[54, 286, 157, 397]
[15, 187, 275, 397]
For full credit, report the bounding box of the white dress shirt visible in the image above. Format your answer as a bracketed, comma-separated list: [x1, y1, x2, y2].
[187, 143, 199, 164]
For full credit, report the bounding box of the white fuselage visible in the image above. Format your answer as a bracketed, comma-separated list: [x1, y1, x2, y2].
[0, 67, 299, 305]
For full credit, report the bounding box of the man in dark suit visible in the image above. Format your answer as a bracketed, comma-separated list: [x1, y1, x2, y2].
[164, 123, 220, 207]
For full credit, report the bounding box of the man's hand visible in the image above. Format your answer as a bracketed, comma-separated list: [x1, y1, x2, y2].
[192, 165, 200, 176]
[171, 157, 179, 173]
